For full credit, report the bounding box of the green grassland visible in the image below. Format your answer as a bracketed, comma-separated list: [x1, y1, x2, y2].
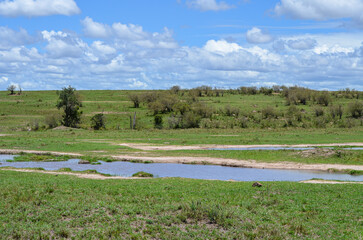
[0, 170, 362, 239]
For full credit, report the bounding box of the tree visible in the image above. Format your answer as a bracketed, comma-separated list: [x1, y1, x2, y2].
[7, 84, 16, 95]
[56, 86, 82, 127]
[129, 93, 141, 108]
[91, 113, 105, 130]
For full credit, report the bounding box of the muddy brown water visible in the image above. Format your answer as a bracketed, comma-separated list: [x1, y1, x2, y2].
[1, 155, 362, 182]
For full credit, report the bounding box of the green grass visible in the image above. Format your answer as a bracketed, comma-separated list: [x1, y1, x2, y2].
[0, 170, 361, 239]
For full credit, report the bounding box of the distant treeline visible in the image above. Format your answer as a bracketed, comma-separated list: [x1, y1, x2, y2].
[127, 85, 363, 130]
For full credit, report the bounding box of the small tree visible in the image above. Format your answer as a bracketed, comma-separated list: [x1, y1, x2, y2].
[348, 101, 363, 118]
[154, 115, 163, 129]
[7, 84, 16, 95]
[129, 93, 141, 108]
[91, 113, 106, 130]
[56, 86, 82, 128]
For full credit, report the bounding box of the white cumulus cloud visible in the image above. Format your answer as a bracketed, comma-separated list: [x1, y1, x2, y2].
[0, 0, 80, 17]
[246, 27, 274, 44]
[274, 0, 363, 24]
[204, 39, 242, 54]
[187, 0, 234, 11]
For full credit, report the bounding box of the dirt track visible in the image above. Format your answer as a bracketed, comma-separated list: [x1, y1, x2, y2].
[119, 143, 363, 151]
[300, 180, 363, 184]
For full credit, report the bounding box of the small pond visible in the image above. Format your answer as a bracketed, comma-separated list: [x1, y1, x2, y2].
[1, 155, 362, 182]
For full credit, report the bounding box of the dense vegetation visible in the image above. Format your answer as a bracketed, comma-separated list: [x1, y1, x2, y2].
[0, 86, 362, 131]
[0, 170, 362, 239]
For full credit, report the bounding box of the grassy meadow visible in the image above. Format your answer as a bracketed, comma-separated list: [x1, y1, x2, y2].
[0, 170, 362, 239]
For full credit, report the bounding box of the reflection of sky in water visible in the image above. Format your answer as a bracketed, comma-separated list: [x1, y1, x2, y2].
[1, 155, 362, 182]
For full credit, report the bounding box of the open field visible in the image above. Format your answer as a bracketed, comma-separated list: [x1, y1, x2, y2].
[0, 170, 362, 239]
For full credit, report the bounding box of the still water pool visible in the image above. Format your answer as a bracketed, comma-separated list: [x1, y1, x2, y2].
[1, 155, 362, 182]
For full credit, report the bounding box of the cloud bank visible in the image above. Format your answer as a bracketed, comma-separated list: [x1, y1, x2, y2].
[1, 18, 363, 90]
[0, 0, 80, 17]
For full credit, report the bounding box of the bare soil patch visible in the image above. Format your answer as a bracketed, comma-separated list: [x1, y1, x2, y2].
[119, 143, 363, 151]
[0, 149, 82, 157]
[111, 155, 363, 171]
[301, 180, 363, 184]
[0, 168, 149, 180]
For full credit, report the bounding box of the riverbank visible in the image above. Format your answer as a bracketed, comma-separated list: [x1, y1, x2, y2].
[1, 147, 363, 172]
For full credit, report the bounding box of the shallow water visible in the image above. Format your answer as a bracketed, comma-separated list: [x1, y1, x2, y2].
[1, 155, 362, 182]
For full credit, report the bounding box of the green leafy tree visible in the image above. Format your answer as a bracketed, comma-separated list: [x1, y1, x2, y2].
[56, 86, 82, 127]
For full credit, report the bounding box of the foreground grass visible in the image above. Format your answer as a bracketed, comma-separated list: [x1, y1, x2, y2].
[0, 170, 362, 239]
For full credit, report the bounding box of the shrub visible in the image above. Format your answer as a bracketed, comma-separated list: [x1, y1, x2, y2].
[224, 105, 240, 117]
[91, 113, 106, 130]
[316, 92, 331, 106]
[182, 112, 201, 128]
[261, 106, 277, 119]
[128, 93, 141, 108]
[44, 113, 61, 129]
[167, 115, 182, 129]
[154, 115, 163, 129]
[329, 105, 343, 119]
[238, 117, 249, 128]
[348, 101, 363, 118]
[314, 107, 324, 117]
[170, 85, 181, 94]
[132, 171, 154, 177]
[192, 103, 214, 118]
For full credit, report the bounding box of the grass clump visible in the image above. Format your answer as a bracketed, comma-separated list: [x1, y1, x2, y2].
[132, 171, 154, 177]
[13, 153, 69, 162]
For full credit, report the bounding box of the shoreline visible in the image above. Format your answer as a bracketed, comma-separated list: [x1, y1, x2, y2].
[1, 147, 363, 172]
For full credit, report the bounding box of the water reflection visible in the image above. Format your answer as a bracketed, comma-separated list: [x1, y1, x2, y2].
[1, 155, 362, 182]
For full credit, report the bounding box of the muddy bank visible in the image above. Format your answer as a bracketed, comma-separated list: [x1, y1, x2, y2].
[119, 143, 363, 151]
[0, 168, 147, 180]
[300, 180, 363, 184]
[1, 148, 362, 172]
[111, 155, 363, 172]
[0, 149, 82, 157]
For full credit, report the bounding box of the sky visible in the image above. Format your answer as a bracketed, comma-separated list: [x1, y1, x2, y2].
[0, 0, 363, 90]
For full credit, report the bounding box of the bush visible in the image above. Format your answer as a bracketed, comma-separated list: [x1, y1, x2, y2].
[224, 105, 240, 117]
[261, 106, 277, 119]
[238, 117, 249, 128]
[128, 93, 141, 108]
[167, 115, 182, 129]
[132, 171, 154, 177]
[329, 105, 343, 119]
[91, 113, 106, 130]
[316, 92, 331, 106]
[44, 113, 61, 129]
[182, 112, 201, 128]
[154, 115, 163, 129]
[348, 101, 363, 118]
[314, 107, 324, 117]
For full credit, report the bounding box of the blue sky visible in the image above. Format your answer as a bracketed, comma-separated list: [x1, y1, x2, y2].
[0, 0, 363, 90]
